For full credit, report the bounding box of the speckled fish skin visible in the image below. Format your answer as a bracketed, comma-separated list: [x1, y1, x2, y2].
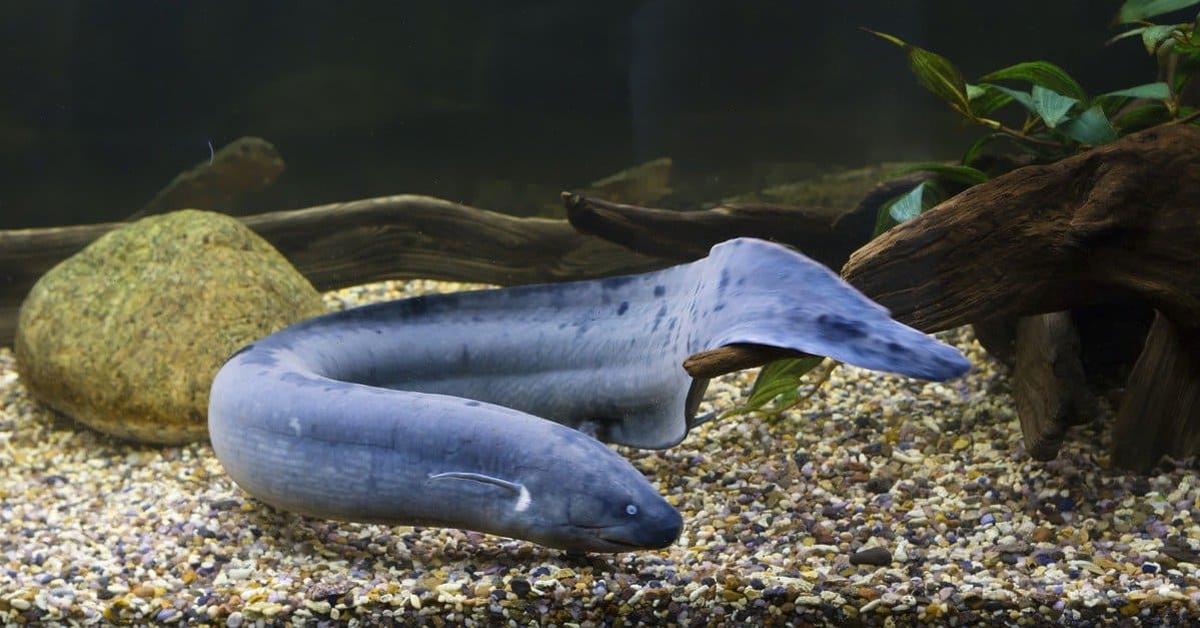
[208, 237, 969, 552]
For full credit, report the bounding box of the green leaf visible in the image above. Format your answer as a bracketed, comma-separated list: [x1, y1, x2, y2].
[1101, 82, 1171, 100]
[864, 29, 972, 115]
[1108, 26, 1150, 45]
[982, 83, 1037, 113]
[962, 133, 1004, 166]
[888, 182, 928, 223]
[1142, 24, 1182, 53]
[724, 356, 825, 417]
[873, 201, 900, 237]
[967, 83, 1014, 116]
[979, 61, 1087, 100]
[1113, 101, 1173, 131]
[1117, 0, 1200, 23]
[909, 48, 972, 114]
[1031, 85, 1079, 128]
[873, 179, 951, 237]
[896, 162, 989, 186]
[1094, 83, 1171, 117]
[1060, 105, 1119, 145]
[863, 29, 907, 47]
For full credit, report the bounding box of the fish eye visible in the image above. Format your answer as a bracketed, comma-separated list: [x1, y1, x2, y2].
[625, 504, 638, 516]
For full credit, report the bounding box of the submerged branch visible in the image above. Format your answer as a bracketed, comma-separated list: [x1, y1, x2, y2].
[0, 195, 669, 346]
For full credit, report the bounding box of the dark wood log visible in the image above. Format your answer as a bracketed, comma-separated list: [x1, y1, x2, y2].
[683, 344, 814, 379]
[242, 196, 667, 289]
[1111, 312, 1200, 472]
[971, 317, 1019, 367]
[842, 124, 1200, 470]
[1012, 312, 1097, 460]
[0, 195, 668, 346]
[562, 173, 926, 270]
[842, 125, 1200, 338]
[972, 301, 1153, 393]
[128, 137, 286, 219]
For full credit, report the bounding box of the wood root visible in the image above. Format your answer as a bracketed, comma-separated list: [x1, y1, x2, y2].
[0, 195, 668, 346]
[1111, 313, 1200, 472]
[562, 175, 925, 270]
[683, 344, 814, 379]
[1012, 312, 1097, 460]
[841, 125, 1200, 470]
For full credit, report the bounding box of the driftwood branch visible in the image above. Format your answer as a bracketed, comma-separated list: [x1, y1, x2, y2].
[842, 125, 1200, 336]
[842, 125, 1200, 470]
[562, 174, 925, 270]
[1111, 313, 1200, 472]
[1012, 312, 1097, 460]
[683, 344, 814, 379]
[0, 195, 668, 346]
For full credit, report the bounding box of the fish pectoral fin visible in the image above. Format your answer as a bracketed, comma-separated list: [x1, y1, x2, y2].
[426, 472, 522, 494]
[426, 472, 533, 512]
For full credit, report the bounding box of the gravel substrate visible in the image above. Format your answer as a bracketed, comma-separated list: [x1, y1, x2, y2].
[3, 279, 1200, 626]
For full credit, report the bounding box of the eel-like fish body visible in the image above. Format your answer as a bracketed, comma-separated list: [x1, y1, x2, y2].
[208, 238, 969, 552]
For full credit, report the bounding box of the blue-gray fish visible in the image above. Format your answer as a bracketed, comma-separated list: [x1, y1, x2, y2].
[208, 238, 969, 552]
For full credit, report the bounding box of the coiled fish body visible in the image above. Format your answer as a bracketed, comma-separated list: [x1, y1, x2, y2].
[208, 238, 969, 552]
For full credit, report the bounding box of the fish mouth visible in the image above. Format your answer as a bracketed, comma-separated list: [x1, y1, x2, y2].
[593, 535, 644, 550]
[570, 524, 644, 551]
[591, 517, 683, 551]
[557, 523, 677, 552]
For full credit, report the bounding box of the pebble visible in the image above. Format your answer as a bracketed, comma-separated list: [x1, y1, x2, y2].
[0, 279, 1197, 625]
[865, 476, 894, 494]
[509, 578, 532, 597]
[849, 547, 893, 567]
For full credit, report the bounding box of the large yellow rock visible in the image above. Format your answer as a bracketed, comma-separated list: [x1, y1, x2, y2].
[15, 210, 325, 443]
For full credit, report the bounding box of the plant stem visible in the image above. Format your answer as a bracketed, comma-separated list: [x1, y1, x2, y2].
[1174, 109, 1200, 126]
[993, 124, 1064, 148]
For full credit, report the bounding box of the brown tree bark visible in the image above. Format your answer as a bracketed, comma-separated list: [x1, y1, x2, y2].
[842, 125, 1200, 338]
[842, 124, 1200, 470]
[1111, 313, 1200, 472]
[562, 173, 926, 270]
[1012, 312, 1097, 460]
[682, 344, 814, 379]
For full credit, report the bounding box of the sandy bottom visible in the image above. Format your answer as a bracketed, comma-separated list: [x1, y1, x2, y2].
[2, 280, 1199, 626]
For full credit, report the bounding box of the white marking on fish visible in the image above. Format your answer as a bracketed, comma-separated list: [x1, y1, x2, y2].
[514, 485, 532, 512]
[288, 416, 301, 436]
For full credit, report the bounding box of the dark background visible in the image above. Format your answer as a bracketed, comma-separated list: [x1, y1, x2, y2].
[0, 1, 1156, 228]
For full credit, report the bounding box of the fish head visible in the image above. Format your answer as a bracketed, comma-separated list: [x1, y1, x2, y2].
[512, 432, 682, 553]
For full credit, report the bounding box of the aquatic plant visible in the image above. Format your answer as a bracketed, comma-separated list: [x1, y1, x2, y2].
[867, 0, 1200, 232]
[730, 0, 1200, 420]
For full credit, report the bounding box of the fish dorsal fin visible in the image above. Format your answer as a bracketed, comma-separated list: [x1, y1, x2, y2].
[427, 472, 532, 512]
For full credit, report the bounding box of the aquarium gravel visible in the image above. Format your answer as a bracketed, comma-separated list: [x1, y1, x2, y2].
[3, 279, 1200, 626]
